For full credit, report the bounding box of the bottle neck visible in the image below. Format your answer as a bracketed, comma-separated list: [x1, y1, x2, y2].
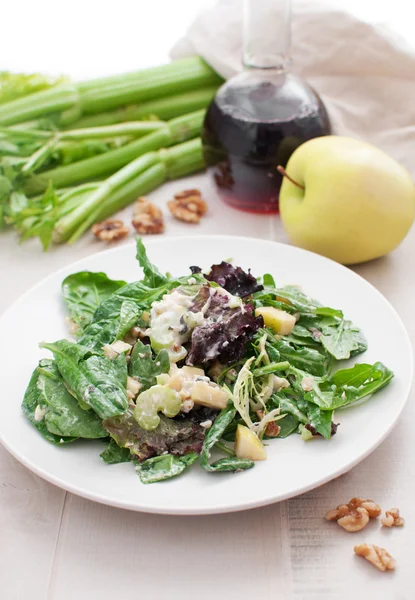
[243, 0, 292, 72]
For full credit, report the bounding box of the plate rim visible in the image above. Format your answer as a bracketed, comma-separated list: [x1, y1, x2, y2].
[1, 235, 413, 515]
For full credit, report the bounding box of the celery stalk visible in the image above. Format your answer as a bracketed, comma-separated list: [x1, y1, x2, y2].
[58, 121, 166, 140]
[68, 163, 167, 242]
[63, 138, 205, 243]
[78, 58, 221, 114]
[0, 58, 220, 127]
[69, 86, 218, 128]
[54, 152, 160, 243]
[24, 110, 205, 196]
[0, 84, 79, 126]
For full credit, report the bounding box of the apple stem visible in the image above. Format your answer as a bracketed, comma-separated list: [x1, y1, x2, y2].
[277, 165, 305, 190]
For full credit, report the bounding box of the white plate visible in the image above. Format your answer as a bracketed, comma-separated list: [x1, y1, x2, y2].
[0, 236, 412, 515]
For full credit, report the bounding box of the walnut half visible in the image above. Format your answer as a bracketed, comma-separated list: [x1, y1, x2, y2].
[354, 544, 396, 572]
[168, 189, 207, 223]
[325, 497, 381, 532]
[132, 197, 164, 234]
[381, 508, 405, 528]
[92, 219, 129, 242]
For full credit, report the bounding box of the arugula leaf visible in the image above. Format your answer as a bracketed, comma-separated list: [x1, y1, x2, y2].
[200, 404, 254, 472]
[277, 395, 308, 424]
[306, 403, 333, 439]
[263, 273, 276, 287]
[41, 340, 128, 419]
[100, 440, 131, 464]
[129, 339, 170, 391]
[62, 271, 126, 331]
[265, 334, 328, 377]
[324, 362, 394, 410]
[319, 318, 367, 360]
[136, 237, 169, 287]
[266, 285, 321, 314]
[136, 452, 198, 484]
[315, 307, 344, 319]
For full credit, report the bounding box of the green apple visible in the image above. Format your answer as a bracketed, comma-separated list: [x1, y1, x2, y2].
[279, 136, 415, 264]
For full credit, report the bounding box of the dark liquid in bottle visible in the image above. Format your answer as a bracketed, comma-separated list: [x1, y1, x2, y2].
[202, 73, 331, 213]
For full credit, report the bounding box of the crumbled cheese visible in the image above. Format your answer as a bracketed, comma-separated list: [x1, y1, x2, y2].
[188, 277, 197, 285]
[103, 340, 132, 359]
[34, 405, 47, 422]
[111, 340, 132, 354]
[65, 317, 79, 336]
[301, 376, 314, 392]
[181, 399, 194, 413]
[127, 376, 142, 398]
[200, 419, 213, 429]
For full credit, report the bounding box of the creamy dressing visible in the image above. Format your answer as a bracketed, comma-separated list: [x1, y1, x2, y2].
[148, 285, 243, 363]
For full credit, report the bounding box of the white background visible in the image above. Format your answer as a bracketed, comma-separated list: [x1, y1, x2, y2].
[0, 0, 413, 78]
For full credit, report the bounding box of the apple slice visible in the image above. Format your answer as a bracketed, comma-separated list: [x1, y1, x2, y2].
[255, 306, 296, 335]
[235, 425, 267, 461]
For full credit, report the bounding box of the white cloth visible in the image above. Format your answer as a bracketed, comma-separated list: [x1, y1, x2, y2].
[171, 0, 415, 176]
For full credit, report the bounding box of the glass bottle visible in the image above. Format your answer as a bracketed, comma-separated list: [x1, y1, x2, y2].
[202, 0, 331, 213]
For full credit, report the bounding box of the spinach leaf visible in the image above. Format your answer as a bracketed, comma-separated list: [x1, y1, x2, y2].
[136, 237, 169, 287]
[22, 359, 107, 442]
[22, 366, 75, 444]
[136, 452, 198, 484]
[78, 279, 176, 352]
[62, 271, 126, 331]
[319, 318, 367, 360]
[100, 440, 131, 464]
[199, 404, 254, 472]
[114, 300, 140, 340]
[41, 340, 128, 419]
[274, 413, 299, 438]
[129, 340, 170, 391]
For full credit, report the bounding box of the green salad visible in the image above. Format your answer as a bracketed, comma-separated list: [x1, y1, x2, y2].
[22, 239, 394, 484]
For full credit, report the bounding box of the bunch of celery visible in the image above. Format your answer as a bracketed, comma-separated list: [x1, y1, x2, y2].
[0, 57, 222, 248]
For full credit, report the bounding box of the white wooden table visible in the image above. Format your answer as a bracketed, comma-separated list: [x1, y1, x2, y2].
[1, 2, 414, 598]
